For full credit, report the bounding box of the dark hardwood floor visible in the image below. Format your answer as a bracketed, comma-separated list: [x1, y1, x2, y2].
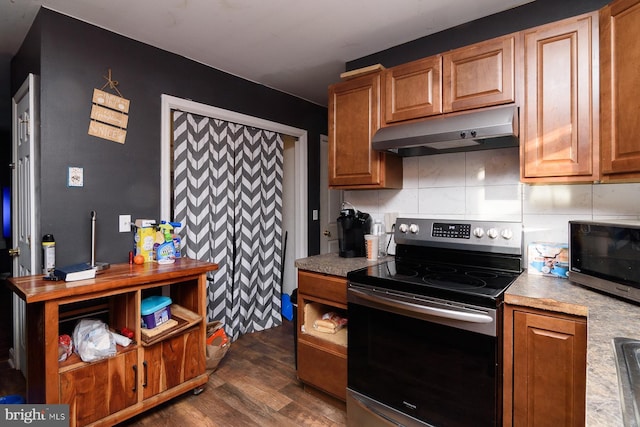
[0, 320, 347, 426]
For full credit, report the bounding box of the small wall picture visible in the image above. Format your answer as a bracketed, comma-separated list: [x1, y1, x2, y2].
[68, 167, 84, 187]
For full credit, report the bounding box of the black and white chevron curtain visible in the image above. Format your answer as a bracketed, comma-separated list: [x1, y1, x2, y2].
[172, 111, 284, 341]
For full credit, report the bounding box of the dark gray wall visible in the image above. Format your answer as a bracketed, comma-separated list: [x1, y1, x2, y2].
[10, 8, 326, 267]
[347, 0, 610, 71]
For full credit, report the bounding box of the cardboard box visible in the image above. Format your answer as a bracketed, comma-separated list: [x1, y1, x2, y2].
[528, 242, 569, 279]
[134, 224, 156, 262]
[206, 321, 230, 371]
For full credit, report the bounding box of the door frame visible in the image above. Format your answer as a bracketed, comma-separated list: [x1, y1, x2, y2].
[159, 94, 309, 263]
[319, 134, 342, 254]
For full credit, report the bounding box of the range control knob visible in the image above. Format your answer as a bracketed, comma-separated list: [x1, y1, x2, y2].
[473, 227, 485, 238]
[398, 223, 409, 233]
[409, 223, 420, 234]
[501, 228, 513, 240]
[487, 228, 499, 239]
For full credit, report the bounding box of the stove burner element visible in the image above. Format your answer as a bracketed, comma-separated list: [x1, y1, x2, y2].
[387, 263, 419, 279]
[424, 265, 458, 274]
[466, 271, 499, 279]
[422, 273, 486, 290]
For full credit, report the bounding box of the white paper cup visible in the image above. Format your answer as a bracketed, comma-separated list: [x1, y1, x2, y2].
[365, 234, 379, 261]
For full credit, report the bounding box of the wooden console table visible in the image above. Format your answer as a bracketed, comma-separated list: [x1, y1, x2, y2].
[7, 258, 217, 427]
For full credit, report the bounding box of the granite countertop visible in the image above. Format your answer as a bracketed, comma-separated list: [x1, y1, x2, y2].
[294, 252, 391, 277]
[295, 253, 640, 426]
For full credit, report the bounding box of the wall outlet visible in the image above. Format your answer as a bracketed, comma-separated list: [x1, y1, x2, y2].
[384, 212, 399, 232]
[119, 214, 131, 232]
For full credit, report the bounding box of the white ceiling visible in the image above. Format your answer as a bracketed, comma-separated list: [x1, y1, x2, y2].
[0, 0, 533, 106]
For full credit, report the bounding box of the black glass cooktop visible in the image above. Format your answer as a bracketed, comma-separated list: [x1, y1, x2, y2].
[347, 258, 522, 308]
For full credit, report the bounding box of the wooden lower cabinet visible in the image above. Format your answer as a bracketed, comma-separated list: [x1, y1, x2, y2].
[60, 350, 138, 426]
[503, 304, 587, 426]
[7, 258, 217, 427]
[296, 270, 348, 401]
[297, 340, 347, 400]
[143, 328, 205, 399]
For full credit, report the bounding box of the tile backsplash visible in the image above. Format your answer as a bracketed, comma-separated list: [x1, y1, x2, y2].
[343, 147, 640, 258]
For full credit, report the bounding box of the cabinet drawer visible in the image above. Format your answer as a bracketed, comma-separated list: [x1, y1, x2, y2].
[298, 270, 347, 304]
[297, 341, 347, 401]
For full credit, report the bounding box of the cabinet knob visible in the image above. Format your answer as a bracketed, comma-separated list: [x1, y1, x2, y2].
[323, 230, 331, 237]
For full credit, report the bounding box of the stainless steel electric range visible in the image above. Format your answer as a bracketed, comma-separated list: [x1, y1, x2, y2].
[346, 217, 523, 427]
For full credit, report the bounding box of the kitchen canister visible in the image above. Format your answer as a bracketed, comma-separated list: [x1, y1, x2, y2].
[364, 234, 379, 261]
[372, 220, 387, 257]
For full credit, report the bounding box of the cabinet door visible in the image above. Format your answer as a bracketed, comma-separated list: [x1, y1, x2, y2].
[442, 34, 516, 112]
[142, 343, 163, 399]
[521, 13, 599, 182]
[328, 73, 403, 189]
[383, 55, 442, 123]
[163, 329, 204, 388]
[600, 0, 640, 178]
[298, 340, 347, 400]
[60, 351, 138, 426]
[512, 310, 586, 426]
[143, 329, 205, 399]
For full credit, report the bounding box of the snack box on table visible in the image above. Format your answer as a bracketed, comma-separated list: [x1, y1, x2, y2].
[141, 295, 172, 329]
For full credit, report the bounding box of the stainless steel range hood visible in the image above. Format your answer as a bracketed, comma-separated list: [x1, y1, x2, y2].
[372, 105, 519, 156]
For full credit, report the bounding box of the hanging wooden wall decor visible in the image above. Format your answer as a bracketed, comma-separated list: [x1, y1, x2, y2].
[88, 69, 130, 144]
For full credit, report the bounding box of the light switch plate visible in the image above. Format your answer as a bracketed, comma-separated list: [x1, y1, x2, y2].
[119, 214, 131, 232]
[68, 167, 84, 187]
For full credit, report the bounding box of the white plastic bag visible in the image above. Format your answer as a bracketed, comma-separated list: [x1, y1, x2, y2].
[72, 319, 116, 362]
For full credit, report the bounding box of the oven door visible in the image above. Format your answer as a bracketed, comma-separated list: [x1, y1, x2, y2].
[347, 284, 501, 427]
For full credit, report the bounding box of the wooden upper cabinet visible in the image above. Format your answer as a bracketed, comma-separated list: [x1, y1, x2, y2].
[520, 12, 599, 182]
[383, 55, 443, 123]
[328, 72, 403, 189]
[600, 0, 640, 179]
[442, 34, 516, 112]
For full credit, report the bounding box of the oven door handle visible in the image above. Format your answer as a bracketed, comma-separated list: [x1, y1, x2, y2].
[349, 287, 494, 324]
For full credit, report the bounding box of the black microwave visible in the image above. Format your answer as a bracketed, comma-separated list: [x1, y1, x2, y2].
[569, 220, 640, 303]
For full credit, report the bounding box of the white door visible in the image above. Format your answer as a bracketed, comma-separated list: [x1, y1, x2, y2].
[319, 135, 342, 254]
[10, 74, 40, 375]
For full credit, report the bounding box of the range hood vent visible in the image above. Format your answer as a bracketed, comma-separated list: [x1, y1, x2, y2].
[372, 105, 519, 156]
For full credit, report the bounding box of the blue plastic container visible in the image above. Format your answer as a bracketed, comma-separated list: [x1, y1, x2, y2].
[0, 394, 25, 404]
[141, 295, 172, 329]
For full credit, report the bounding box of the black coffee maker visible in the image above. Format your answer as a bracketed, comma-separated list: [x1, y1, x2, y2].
[337, 208, 372, 258]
